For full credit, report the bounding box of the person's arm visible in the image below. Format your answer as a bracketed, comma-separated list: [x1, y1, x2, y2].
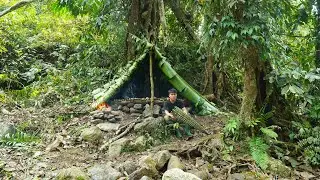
[165, 110, 175, 119]
[164, 101, 175, 119]
[179, 100, 188, 114]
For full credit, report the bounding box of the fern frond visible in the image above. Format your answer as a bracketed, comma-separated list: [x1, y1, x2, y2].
[249, 137, 269, 170]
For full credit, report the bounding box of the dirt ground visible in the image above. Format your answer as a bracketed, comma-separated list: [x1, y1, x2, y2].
[0, 105, 318, 179]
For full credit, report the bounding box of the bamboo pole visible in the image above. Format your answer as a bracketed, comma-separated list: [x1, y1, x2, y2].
[149, 51, 154, 112]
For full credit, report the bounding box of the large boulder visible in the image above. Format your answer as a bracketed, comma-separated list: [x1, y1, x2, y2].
[143, 104, 161, 117]
[97, 122, 120, 132]
[134, 117, 164, 132]
[116, 160, 138, 174]
[80, 126, 103, 143]
[88, 164, 122, 180]
[130, 136, 148, 151]
[152, 150, 172, 170]
[167, 156, 184, 170]
[268, 158, 292, 177]
[188, 169, 210, 180]
[56, 167, 89, 180]
[0, 122, 15, 138]
[108, 138, 130, 158]
[128, 155, 158, 179]
[162, 168, 201, 180]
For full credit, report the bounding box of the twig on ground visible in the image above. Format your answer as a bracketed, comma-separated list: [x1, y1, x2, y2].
[100, 116, 142, 151]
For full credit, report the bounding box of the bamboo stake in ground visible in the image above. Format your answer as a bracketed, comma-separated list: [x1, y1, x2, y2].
[149, 51, 154, 112]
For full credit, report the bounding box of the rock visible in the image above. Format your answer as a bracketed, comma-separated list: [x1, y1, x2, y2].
[108, 114, 115, 119]
[90, 119, 104, 125]
[122, 106, 130, 113]
[88, 164, 122, 180]
[97, 122, 120, 132]
[268, 158, 292, 177]
[228, 173, 245, 180]
[188, 170, 209, 180]
[140, 176, 152, 180]
[295, 171, 316, 179]
[134, 117, 164, 132]
[108, 138, 129, 158]
[115, 116, 123, 121]
[108, 118, 117, 123]
[153, 150, 171, 170]
[128, 156, 158, 179]
[127, 103, 134, 108]
[56, 167, 89, 180]
[130, 107, 140, 113]
[131, 113, 142, 117]
[143, 104, 153, 117]
[103, 114, 109, 120]
[90, 110, 100, 115]
[167, 156, 184, 170]
[0, 122, 15, 138]
[162, 168, 201, 180]
[93, 112, 104, 119]
[131, 136, 147, 151]
[134, 104, 143, 110]
[117, 161, 138, 174]
[46, 135, 64, 152]
[117, 105, 123, 111]
[153, 105, 161, 116]
[80, 127, 103, 143]
[102, 108, 112, 114]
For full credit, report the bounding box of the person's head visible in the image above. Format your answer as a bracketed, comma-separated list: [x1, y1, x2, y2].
[168, 88, 177, 102]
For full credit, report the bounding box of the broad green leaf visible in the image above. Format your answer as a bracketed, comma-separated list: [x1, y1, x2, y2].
[231, 33, 238, 40]
[260, 127, 278, 139]
[289, 85, 304, 95]
[281, 85, 290, 95]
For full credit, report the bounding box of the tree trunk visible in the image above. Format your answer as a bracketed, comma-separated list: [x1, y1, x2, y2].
[126, 0, 141, 61]
[316, 0, 320, 67]
[203, 49, 214, 94]
[126, 0, 160, 60]
[240, 46, 259, 120]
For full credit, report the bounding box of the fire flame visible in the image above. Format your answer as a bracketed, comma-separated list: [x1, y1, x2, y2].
[96, 102, 111, 110]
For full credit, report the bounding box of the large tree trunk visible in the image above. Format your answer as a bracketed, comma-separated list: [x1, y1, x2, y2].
[126, 0, 141, 61]
[203, 48, 214, 94]
[316, 0, 320, 67]
[126, 0, 160, 60]
[240, 46, 259, 120]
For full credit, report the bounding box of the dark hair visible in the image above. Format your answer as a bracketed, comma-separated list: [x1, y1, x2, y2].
[168, 88, 177, 94]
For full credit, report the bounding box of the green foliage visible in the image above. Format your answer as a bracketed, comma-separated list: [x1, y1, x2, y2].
[0, 131, 40, 148]
[223, 116, 241, 140]
[249, 137, 269, 170]
[293, 121, 320, 166]
[260, 127, 278, 139]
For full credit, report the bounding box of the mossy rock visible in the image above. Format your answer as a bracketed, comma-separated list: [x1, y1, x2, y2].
[267, 158, 292, 178]
[56, 167, 89, 180]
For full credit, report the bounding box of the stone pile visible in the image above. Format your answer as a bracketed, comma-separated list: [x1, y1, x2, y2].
[117, 103, 162, 117]
[89, 109, 123, 124]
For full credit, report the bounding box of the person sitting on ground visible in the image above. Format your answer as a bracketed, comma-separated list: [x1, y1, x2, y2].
[163, 88, 192, 138]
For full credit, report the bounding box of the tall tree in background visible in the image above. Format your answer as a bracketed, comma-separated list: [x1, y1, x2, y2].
[126, 0, 161, 60]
